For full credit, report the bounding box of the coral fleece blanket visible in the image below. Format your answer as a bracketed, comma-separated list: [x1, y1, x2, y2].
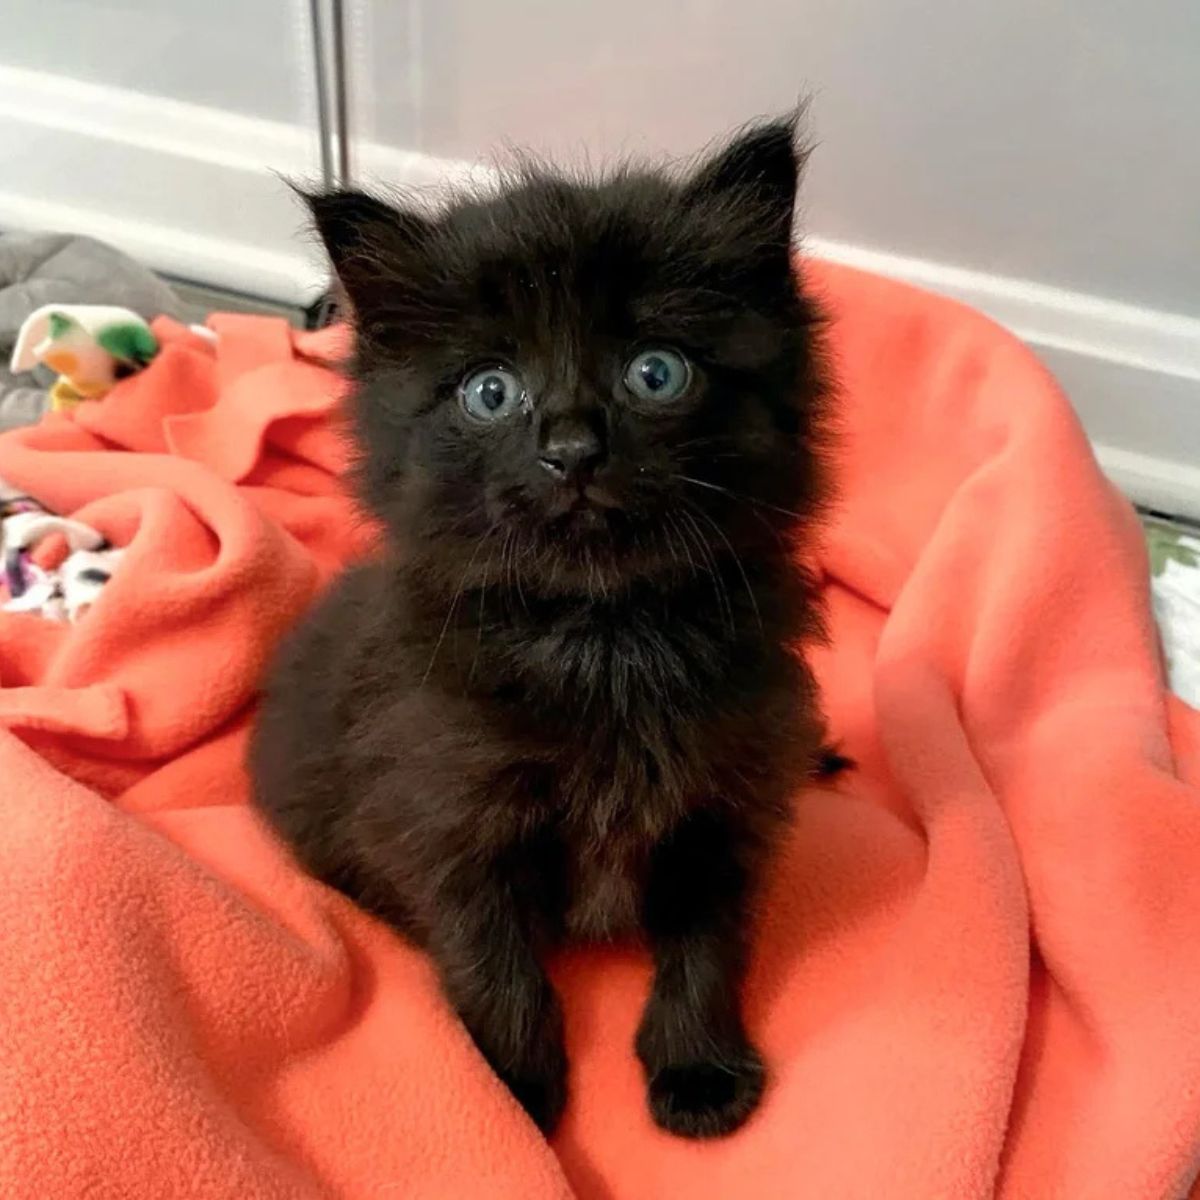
[1, 262, 1198, 1200]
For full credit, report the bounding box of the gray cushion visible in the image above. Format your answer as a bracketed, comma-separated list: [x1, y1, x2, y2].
[0, 231, 183, 431]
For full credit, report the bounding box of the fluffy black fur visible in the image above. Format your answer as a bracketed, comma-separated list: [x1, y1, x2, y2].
[250, 117, 834, 1139]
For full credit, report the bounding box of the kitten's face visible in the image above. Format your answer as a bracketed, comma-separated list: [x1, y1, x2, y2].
[310, 120, 826, 596]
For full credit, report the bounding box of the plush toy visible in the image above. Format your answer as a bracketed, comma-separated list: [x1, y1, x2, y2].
[9, 304, 159, 412]
[0, 504, 121, 623]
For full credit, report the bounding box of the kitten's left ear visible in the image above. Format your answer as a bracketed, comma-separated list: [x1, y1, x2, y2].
[686, 116, 806, 242]
[298, 187, 431, 316]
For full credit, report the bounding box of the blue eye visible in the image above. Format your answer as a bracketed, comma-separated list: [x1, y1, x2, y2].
[623, 348, 691, 403]
[460, 366, 525, 422]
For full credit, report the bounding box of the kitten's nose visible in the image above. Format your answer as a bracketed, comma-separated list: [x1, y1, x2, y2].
[538, 422, 604, 483]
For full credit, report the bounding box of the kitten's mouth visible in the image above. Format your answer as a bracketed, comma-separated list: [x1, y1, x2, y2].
[580, 483, 622, 511]
[560, 500, 612, 535]
[545, 483, 628, 542]
[548, 482, 623, 520]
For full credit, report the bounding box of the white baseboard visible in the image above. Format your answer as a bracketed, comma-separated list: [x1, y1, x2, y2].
[1095, 446, 1200, 520]
[0, 65, 489, 301]
[805, 237, 1200, 386]
[805, 237, 1200, 520]
[1, 66, 1197, 517]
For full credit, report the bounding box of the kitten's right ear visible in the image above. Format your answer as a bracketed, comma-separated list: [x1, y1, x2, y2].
[685, 115, 805, 247]
[299, 188, 430, 314]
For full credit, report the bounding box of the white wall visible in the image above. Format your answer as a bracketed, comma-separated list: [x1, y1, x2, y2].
[2, 1, 306, 122]
[1, 0, 1197, 512]
[0, 1, 324, 299]
[357, 0, 1200, 316]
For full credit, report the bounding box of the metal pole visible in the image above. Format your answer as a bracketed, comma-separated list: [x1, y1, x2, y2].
[307, 0, 335, 190]
[330, 0, 352, 187]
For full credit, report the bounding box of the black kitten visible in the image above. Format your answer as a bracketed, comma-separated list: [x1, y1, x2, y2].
[250, 117, 833, 1139]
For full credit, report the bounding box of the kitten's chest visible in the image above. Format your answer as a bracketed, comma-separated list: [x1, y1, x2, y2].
[551, 726, 695, 941]
[560, 822, 647, 940]
[514, 599, 732, 728]
[506, 602, 743, 939]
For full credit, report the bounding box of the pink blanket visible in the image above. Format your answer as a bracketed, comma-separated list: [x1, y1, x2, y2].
[1, 262, 1197, 1198]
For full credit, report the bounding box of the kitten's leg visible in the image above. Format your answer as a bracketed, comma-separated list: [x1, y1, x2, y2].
[426, 866, 567, 1134]
[637, 810, 765, 1138]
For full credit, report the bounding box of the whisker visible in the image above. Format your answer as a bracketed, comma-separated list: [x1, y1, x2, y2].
[501, 529, 514, 602]
[657, 514, 683, 575]
[469, 538, 498, 684]
[421, 587, 465, 688]
[420, 524, 496, 687]
[675, 507, 733, 635]
[671, 473, 808, 522]
[664, 509, 698, 579]
[512, 537, 530, 614]
[681, 498, 763, 638]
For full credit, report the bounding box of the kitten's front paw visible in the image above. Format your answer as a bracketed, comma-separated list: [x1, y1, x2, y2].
[644, 1043, 766, 1138]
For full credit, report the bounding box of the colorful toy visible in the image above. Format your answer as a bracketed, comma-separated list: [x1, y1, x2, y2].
[9, 304, 159, 412]
[0, 502, 121, 623]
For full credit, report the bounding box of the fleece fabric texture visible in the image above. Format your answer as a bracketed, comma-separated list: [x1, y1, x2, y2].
[0, 263, 1197, 1200]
